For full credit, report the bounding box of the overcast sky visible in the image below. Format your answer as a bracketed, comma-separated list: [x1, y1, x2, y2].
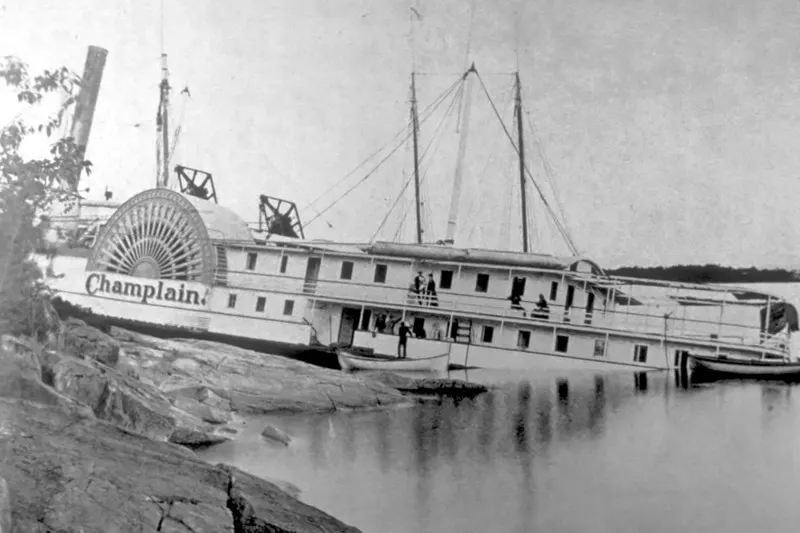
[3, 0, 800, 268]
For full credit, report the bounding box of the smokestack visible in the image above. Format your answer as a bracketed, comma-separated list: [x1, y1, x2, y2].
[68, 45, 108, 190]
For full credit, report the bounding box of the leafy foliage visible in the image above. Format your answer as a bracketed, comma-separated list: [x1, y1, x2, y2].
[0, 55, 90, 339]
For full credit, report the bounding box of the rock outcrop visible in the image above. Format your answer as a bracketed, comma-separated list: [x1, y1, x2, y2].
[110, 327, 409, 414]
[370, 371, 489, 397]
[0, 339, 361, 532]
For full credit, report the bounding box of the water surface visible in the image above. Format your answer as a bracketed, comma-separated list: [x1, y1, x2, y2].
[199, 368, 800, 533]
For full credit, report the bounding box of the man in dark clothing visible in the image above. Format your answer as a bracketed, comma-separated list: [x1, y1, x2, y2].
[533, 293, 550, 319]
[426, 273, 438, 307]
[508, 293, 525, 316]
[398, 321, 412, 358]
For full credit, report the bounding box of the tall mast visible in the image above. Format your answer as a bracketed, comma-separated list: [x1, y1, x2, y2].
[157, 53, 171, 189]
[445, 65, 476, 245]
[410, 72, 423, 244]
[514, 71, 529, 253]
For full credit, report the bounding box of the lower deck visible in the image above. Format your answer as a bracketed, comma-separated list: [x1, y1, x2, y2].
[311, 303, 791, 371]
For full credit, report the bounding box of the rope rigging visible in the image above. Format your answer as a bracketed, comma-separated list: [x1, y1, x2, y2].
[374, 78, 466, 241]
[305, 72, 467, 228]
[522, 104, 573, 250]
[473, 70, 580, 256]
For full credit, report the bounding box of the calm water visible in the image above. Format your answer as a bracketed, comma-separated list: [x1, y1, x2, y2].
[198, 367, 800, 533]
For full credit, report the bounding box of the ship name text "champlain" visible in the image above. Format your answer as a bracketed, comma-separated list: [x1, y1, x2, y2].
[84, 273, 205, 306]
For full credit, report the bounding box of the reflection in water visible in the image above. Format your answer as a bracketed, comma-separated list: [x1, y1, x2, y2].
[477, 392, 495, 463]
[376, 410, 391, 474]
[197, 369, 800, 533]
[587, 374, 606, 438]
[513, 382, 532, 455]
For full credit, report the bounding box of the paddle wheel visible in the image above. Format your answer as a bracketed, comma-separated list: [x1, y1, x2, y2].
[86, 188, 218, 285]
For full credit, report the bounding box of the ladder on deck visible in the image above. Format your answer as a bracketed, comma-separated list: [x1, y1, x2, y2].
[454, 319, 473, 344]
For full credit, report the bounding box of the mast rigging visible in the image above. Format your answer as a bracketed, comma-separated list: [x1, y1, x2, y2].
[514, 71, 529, 253]
[410, 72, 423, 244]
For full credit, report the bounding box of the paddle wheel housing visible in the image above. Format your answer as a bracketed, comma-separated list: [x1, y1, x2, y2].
[87, 188, 253, 286]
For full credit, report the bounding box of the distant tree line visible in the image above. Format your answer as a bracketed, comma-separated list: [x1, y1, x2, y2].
[606, 264, 800, 284]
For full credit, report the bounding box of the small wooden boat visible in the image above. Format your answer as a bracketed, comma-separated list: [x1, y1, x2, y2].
[337, 350, 450, 372]
[689, 353, 800, 380]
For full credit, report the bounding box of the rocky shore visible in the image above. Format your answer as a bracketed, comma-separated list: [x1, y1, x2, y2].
[0, 318, 486, 531]
[0, 318, 411, 532]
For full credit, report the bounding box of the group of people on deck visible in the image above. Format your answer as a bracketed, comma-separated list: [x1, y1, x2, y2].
[508, 292, 550, 319]
[410, 271, 438, 306]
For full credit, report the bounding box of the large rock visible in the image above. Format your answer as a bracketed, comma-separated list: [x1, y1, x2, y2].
[0, 337, 360, 532]
[112, 328, 409, 414]
[48, 355, 232, 447]
[61, 317, 121, 367]
[0, 399, 360, 532]
[0, 337, 94, 419]
[370, 372, 489, 397]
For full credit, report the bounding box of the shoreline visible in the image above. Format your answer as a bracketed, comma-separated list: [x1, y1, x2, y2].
[0, 317, 485, 531]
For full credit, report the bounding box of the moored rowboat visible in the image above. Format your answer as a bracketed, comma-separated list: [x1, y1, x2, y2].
[689, 353, 800, 380]
[337, 350, 450, 372]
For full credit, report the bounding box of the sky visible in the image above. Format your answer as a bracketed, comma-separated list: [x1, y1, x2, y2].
[3, 0, 800, 268]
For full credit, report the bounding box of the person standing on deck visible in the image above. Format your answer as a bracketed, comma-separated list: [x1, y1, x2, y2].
[426, 273, 438, 307]
[398, 321, 413, 358]
[413, 271, 425, 304]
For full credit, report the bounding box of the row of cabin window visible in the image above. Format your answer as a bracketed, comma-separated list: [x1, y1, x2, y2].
[226, 293, 295, 316]
[245, 252, 566, 299]
[478, 325, 649, 362]
[246, 253, 290, 273]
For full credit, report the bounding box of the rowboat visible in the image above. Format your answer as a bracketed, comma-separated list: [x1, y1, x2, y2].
[337, 350, 450, 372]
[689, 353, 800, 380]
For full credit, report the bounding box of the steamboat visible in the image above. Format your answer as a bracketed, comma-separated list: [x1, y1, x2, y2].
[38, 47, 798, 371]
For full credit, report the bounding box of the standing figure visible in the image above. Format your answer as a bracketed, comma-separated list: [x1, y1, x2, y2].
[413, 271, 426, 304]
[426, 273, 438, 307]
[398, 321, 413, 358]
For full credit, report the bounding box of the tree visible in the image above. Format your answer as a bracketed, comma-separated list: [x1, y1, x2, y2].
[0, 56, 91, 339]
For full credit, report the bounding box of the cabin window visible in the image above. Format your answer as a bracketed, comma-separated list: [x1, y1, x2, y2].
[280, 255, 288, 273]
[517, 330, 531, 349]
[255, 296, 266, 312]
[283, 300, 295, 316]
[227, 294, 237, 309]
[549, 281, 559, 301]
[634, 344, 648, 363]
[481, 325, 494, 343]
[440, 270, 454, 290]
[585, 292, 595, 324]
[340, 261, 354, 280]
[555, 334, 569, 353]
[374, 264, 387, 283]
[246, 252, 258, 271]
[475, 273, 489, 293]
[593, 339, 606, 357]
[565, 285, 575, 309]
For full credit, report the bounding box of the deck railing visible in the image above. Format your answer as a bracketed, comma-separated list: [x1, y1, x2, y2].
[215, 264, 791, 355]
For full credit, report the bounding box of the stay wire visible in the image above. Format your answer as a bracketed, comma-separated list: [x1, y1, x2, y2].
[474, 70, 579, 255]
[306, 74, 465, 227]
[302, 73, 465, 219]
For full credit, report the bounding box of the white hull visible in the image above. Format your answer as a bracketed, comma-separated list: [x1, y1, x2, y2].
[337, 350, 450, 372]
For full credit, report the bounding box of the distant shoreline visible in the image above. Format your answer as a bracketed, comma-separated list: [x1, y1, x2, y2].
[606, 265, 800, 284]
